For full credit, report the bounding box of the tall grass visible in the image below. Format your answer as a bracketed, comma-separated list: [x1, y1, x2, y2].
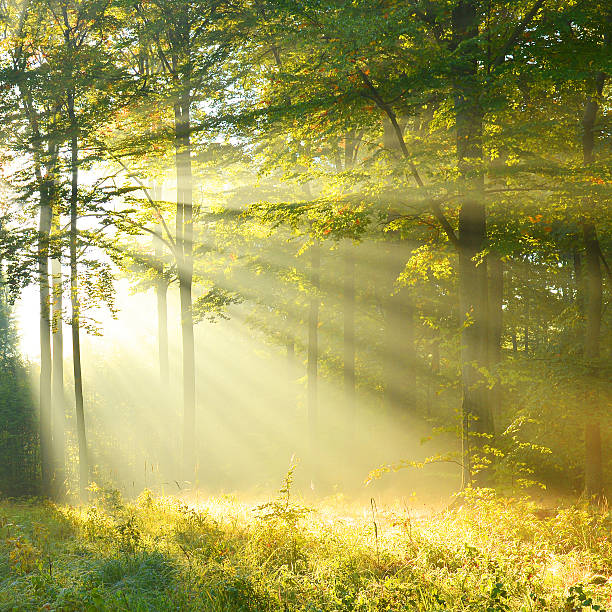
[0, 487, 610, 610]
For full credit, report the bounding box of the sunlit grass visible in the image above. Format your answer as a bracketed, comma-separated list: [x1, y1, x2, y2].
[0, 486, 610, 610]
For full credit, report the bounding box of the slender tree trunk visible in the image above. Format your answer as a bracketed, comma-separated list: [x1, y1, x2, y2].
[307, 241, 320, 487]
[157, 279, 169, 384]
[51, 244, 65, 499]
[401, 292, 416, 409]
[38, 181, 52, 497]
[341, 134, 359, 434]
[453, 0, 492, 487]
[67, 93, 88, 501]
[382, 247, 417, 417]
[152, 184, 169, 386]
[382, 289, 397, 414]
[583, 225, 602, 361]
[581, 68, 606, 498]
[488, 258, 504, 420]
[427, 338, 440, 417]
[343, 243, 355, 424]
[286, 340, 294, 363]
[175, 88, 195, 483]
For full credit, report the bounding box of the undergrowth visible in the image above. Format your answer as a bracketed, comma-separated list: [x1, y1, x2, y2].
[0, 486, 610, 610]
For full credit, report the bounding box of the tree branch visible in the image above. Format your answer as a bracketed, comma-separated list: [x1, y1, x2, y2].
[491, 0, 546, 69]
[357, 68, 460, 247]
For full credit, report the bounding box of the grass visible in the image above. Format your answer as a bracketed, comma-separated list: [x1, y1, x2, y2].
[0, 486, 610, 611]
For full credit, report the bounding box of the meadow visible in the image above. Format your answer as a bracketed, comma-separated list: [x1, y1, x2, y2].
[0, 485, 610, 611]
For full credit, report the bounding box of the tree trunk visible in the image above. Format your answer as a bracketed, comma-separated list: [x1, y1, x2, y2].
[401, 292, 416, 410]
[51, 246, 65, 499]
[286, 340, 294, 363]
[157, 279, 169, 384]
[307, 241, 320, 487]
[38, 180, 52, 497]
[488, 258, 504, 421]
[583, 225, 602, 361]
[581, 68, 606, 498]
[343, 243, 355, 424]
[453, 0, 492, 487]
[174, 89, 195, 483]
[427, 338, 440, 417]
[68, 93, 88, 501]
[152, 185, 169, 385]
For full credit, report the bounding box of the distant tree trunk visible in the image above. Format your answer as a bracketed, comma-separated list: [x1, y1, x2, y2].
[511, 331, 517, 353]
[343, 243, 355, 424]
[51, 243, 65, 499]
[382, 245, 416, 416]
[488, 258, 504, 420]
[286, 340, 294, 363]
[67, 92, 88, 501]
[307, 241, 320, 486]
[583, 225, 602, 362]
[174, 84, 195, 483]
[401, 293, 416, 408]
[581, 68, 606, 498]
[38, 178, 52, 497]
[382, 288, 398, 414]
[152, 183, 169, 386]
[453, 0, 492, 487]
[573, 250, 584, 310]
[427, 338, 440, 417]
[583, 224, 603, 497]
[524, 324, 529, 354]
[341, 133, 360, 433]
[156, 275, 169, 385]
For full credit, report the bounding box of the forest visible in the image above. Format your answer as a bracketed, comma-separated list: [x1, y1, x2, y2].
[0, 0, 610, 609]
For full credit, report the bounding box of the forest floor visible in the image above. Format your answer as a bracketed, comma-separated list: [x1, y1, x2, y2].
[0, 487, 610, 611]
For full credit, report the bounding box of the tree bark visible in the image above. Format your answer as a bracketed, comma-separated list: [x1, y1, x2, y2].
[67, 91, 88, 501]
[51, 233, 65, 499]
[488, 257, 503, 421]
[453, 0, 492, 487]
[38, 178, 52, 497]
[581, 68, 606, 498]
[583, 225, 602, 361]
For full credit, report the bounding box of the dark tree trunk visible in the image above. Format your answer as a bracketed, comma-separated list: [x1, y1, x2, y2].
[581, 68, 606, 498]
[51, 241, 65, 499]
[67, 92, 88, 501]
[583, 225, 602, 361]
[38, 180, 52, 497]
[488, 258, 504, 420]
[453, 0, 492, 487]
